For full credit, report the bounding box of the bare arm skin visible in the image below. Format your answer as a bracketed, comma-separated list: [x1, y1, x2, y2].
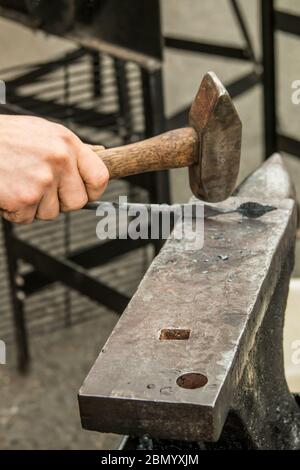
[0, 115, 108, 224]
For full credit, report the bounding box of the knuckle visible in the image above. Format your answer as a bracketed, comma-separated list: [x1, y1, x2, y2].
[4, 201, 17, 213]
[62, 194, 88, 212]
[46, 138, 75, 168]
[4, 211, 33, 225]
[56, 124, 77, 147]
[3, 212, 16, 223]
[38, 169, 54, 188]
[89, 166, 109, 193]
[73, 194, 88, 210]
[50, 146, 70, 167]
[17, 189, 40, 207]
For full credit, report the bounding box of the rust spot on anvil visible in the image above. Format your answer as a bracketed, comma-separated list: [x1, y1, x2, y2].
[159, 329, 190, 340]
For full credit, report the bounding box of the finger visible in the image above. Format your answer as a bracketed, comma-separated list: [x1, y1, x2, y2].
[2, 206, 37, 224]
[58, 162, 89, 212]
[36, 188, 60, 221]
[88, 144, 105, 152]
[77, 144, 109, 201]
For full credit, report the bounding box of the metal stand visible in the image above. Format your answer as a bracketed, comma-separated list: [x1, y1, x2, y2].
[0, 48, 170, 372]
[261, 0, 300, 159]
[166, 0, 261, 129]
[165, 0, 300, 162]
[2, 220, 30, 372]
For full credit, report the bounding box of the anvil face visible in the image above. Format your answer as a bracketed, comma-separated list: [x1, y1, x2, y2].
[79, 156, 300, 447]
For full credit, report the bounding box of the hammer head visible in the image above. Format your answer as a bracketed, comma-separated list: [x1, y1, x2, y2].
[189, 72, 242, 202]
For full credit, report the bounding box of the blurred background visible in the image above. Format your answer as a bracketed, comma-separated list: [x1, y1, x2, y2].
[0, 0, 299, 449]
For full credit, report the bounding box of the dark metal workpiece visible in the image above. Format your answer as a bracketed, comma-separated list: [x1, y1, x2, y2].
[79, 154, 300, 449]
[235, 201, 275, 218]
[84, 201, 276, 220]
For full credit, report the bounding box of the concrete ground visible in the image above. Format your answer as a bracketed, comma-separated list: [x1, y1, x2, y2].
[1, 315, 122, 450]
[0, 0, 300, 450]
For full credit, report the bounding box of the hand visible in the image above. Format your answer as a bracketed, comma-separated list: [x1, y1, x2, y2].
[0, 115, 108, 223]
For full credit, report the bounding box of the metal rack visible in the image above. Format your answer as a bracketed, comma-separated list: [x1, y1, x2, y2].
[165, 0, 300, 160]
[165, 0, 261, 130]
[0, 47, 170, 372]
[262, 0, 300, 159]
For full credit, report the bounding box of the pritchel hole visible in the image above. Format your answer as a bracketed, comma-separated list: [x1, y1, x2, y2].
[176, 372, 208, 389]
[159, 329, 191, 341]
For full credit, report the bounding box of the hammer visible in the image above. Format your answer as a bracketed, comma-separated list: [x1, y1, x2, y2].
[87, 71, 241, 205]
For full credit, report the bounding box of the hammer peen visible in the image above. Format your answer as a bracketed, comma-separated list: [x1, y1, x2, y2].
[87, 71, 242, 204]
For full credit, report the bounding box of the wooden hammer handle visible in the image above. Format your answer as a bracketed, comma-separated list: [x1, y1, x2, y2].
[90, 127, 198, 179]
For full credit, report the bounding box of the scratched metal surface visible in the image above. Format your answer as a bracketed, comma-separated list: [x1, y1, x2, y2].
[79, 191, 296, 441]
